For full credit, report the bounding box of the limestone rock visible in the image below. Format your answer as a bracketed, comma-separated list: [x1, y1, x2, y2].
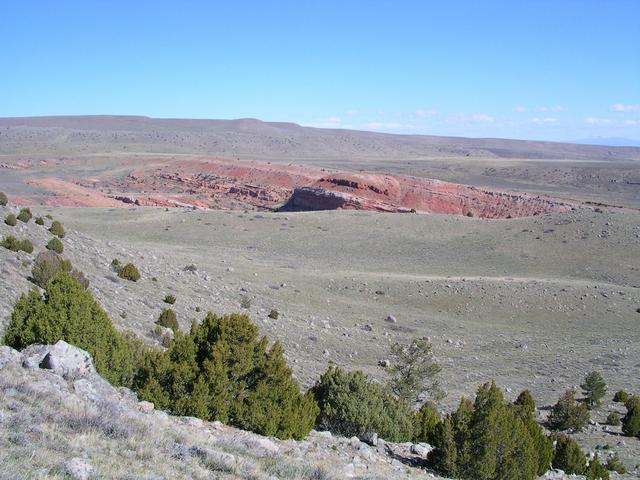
[38, 340, 95, 379]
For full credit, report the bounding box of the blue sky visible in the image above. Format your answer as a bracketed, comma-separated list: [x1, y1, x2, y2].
[1, 0, 639, 142]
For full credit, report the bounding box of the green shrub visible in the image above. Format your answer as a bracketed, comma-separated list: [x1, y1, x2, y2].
[552, 433, 586, 474]
[613, 390, 628, 403]
[136, 312, 318, 440]
[606, 412, 620, 426]
[0, 191, 7, 206]
[413, 401, 440, 443]
[156, 309, 179, 333]
[268, 308, 279, 320]
[49, 220, 65, 238]
[17, 208, 32, 223]
[163, 294, 176, 305]
[622, 396, 640, 437]
[31, 251, 88, 289]
[605, 453, 626, 474]
[118, 263, 140, 282]
[4, 213, 16, 226]
[581, 371, 607, 409]
[35, 216, 44, 225]
[311, 365, 413, 442]
[4, 272, 136, 386]
[548, 389, 590, 432]
[428, 382, 547, 480]
[585, 454, 609, 480]
[387, 336, 442, 405]
[46, 237, 64, 254]
[111, 258, 121, 271]
[195, 306, 201, 312]
[1, 235, 33, 253]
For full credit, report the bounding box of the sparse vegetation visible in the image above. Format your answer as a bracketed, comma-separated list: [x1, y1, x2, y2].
[1, 235, 33, 253]
[163, 294, 176, 304]
[548, 389, 590, 432]
[581, 371, 607, 409]
[0, 191, 7, 206]
[118, 263, 140, 282]
[35, 216, 44, 225]
[155, 308, 179, 333]
[46, 236, 64, 254]
[605, 453, 626, 474]
[49, 220, 65, 238]
[4, 213, 17, 226]
[17, 208, 32, 223]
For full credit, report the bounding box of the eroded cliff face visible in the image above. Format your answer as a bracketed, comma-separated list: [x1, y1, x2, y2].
[26, 157, 576, 218]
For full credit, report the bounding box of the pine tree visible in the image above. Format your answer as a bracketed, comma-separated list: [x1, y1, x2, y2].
[428, 416, 458, 477]
[413, 401, 441, 443]
[581, 371, 607, 409]
[452, 396, 474, 476]
[513, 391, 553, 475]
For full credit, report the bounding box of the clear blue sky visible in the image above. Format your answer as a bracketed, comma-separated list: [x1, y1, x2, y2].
[2, 0, 639, 142]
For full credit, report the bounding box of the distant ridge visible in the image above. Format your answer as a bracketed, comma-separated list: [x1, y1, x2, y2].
[1, 115, 639, 161]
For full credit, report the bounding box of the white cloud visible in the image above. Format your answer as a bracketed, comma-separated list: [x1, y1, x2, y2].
[584, 116, 612, 125]
[610, 103, 640, 112]
[531, 117, 558, 124]
[471, 114, 494, 123]
[536, 105, 564, 112]
[306, 117, 343, 128]
[345, 110, 358, 116]
[515, 106, 526, 112]
[624, 119, 640, 126]
[414, 108, 438, 118]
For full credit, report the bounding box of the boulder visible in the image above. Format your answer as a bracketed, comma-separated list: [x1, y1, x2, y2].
[0, 346, 20, 368]
[410, 442, 433, 457]
[39, 341, 95, 379]
[63, 457, 95, 480]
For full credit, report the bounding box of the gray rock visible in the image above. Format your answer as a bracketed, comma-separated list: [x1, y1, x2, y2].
[0, 346, 20, 368]
[359, 431, 378, 446]
[39, 341, 95, 379]
[385, 315, 397, 323]
[63, 457, 95, 480]
[138, 400, 155, 413]
[410, 442, 433, 457]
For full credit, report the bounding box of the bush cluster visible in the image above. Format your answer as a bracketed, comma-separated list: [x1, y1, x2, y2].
[552, 433, 586, 474]
[163, 294, 176, 305]
[622, 396, 640, 437]
[548, 389, 589, 432]
[4, 272, 136, 386]
[4, 275, 318, 440]
[613, 390, 629, 403]
[35, 217, 45, 226]
[1, 235, 34, 253]
[31, 251, 89, 289]
[427, 382, 552, 480]
[311, 366, 414, 442]
[155, 308, 179, 333]
[46, 237, 64, 254]
[118, 263, 141, 282]
[17, 208, 32, 223]
[4, 213, 17, 226]
[49, 220, 65, 238]
[135, 312, 319, 439]
[0, 191, 7, 206]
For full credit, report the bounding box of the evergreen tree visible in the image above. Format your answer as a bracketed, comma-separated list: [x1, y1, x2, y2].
[4, 272, 136, 386]
[548, 389, 590, 431]
[413, 401, 441, 443]
[451, 396, 474, 474]
[581, 371, 607, 409]
[585, 454, 610, 480]
[513, 391, 553, 476]
[428, 416, 458, 477]
[552, 433, 586, 474]
[622, 396, 640, 437]
[387, 336, 442, 405]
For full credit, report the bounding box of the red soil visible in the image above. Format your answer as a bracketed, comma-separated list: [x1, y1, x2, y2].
[28, 157, 577, 218]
